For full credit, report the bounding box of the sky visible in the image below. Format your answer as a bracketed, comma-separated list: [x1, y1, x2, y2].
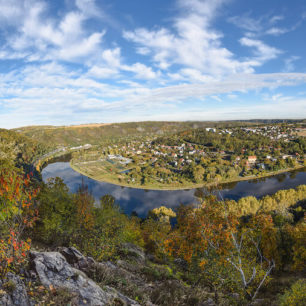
[0, 0, 306, 128]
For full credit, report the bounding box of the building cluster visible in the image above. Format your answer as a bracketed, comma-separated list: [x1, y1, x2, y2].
[98, 124, 304, 175]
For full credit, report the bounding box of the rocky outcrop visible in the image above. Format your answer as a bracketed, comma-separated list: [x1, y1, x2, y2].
[0, 245, 217, 305]
[30, 250, 139, 306]
[0, 273, 30, 306]
[121, 243, 146, 264]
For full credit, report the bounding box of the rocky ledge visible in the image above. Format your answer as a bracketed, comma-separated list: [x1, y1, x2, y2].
[0, 244, 236, 305]
[1, 245, 142, 306]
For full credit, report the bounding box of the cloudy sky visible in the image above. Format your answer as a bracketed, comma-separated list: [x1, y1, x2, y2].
[0, 0, 306, 128]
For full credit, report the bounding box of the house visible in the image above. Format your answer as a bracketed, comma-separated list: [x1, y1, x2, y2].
[248, 156, 257, 163]
[257, 163, 266, 170]
[282, 154, 292, 160]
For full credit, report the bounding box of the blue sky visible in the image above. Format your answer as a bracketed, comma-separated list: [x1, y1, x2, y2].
[0, 0, 306, 128]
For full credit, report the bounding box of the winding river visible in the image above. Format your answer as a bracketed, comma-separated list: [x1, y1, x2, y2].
[42, 162, 306, 218]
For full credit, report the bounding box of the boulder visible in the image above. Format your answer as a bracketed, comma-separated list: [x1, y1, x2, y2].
[60, 247, 144, 289]
[60, 246, 95, 271]
[121, 243, 146, 264]
[30, 251, 139, 306]
[200, 298, 215, 306]
[0, 273, 30, 306]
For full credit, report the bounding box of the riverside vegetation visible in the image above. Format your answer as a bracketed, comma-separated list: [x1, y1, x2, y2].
[0, 124, 305, 305]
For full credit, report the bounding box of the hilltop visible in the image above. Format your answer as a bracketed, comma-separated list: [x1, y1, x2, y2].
[13, 120, 306, 149]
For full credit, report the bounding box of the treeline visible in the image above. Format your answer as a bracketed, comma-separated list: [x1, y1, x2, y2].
[227, 185, 306, 216]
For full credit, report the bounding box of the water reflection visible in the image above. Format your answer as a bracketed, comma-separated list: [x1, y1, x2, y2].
[42, 162, 306, 218]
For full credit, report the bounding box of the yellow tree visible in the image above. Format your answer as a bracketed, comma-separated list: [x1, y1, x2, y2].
[165, 195, 276, 302]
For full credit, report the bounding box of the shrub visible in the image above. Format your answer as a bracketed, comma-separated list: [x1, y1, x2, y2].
[279, 279, 306, 306]
[0, 168, 37, 277]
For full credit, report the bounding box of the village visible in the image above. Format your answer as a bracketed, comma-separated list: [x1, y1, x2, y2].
[69, 124, 305, 187]
[102, 126, 303, 169]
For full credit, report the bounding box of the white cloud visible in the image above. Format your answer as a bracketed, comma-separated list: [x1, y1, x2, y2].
[283, 56, 300, 72]
[269, 15, 284, 24]
[183, 69, 216, 82]
[229, 11, 303, 39]
[0, 0, 105, 62]
[266, 27, 289, 36]
[211, 95, 222, 102]
[240, 37, 282, 62]
[228, 14, 263, 33]
[75, 0, 101, 18]
[124, 0, 259, 76]
[122, 63, 160, 80]
[87, 47, 160, 80]
[124, 0, 284, 77]
[88, 66, 118, 78]
[101, 48, 122, 68]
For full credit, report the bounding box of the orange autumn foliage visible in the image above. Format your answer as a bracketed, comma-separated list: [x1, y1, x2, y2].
[165, 197, 238, 266]
[0, 169, 38, 277]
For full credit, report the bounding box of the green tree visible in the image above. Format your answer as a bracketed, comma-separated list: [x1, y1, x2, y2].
[35, 177, 76, 245]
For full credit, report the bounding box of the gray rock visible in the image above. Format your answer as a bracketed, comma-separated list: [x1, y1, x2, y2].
[250, 299, 267, 305]
[200, 298, 215, 306]
[60, 246, 95, 272]
[30, 251, 139, 306]
[105, 286, 140, 306]
[122, 243, 146, 263]
[0, 273, 30, 306]
[60, 247, 144, 292]
[60, 246, 84, 264]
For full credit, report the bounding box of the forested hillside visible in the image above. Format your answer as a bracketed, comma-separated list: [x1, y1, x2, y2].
[14, 120, 305, 149]
[14, 122, 207, 149]
[0, 129, 48, 171]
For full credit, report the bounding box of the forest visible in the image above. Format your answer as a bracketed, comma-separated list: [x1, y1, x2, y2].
[0, 127, 305, 305]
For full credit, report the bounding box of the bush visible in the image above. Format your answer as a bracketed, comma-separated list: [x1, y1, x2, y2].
[0, 168, 37, 277]
[279, 279, 306, 306]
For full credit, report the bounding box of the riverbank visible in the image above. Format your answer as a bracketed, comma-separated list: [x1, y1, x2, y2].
[70, 161, 305, 191]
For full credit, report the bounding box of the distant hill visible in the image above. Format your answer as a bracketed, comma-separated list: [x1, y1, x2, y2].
[13, 119, 305, 150]
[13, 121, 209, 149]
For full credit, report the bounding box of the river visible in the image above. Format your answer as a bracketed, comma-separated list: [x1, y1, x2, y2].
[42, 162, 306, 218]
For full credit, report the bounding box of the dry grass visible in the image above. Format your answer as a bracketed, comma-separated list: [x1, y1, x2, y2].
[296, 129, 306, 137]
[64, 123, 112, 129]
